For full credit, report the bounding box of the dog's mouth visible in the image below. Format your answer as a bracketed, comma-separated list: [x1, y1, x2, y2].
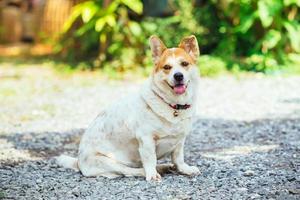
[166, 81, 187, 95]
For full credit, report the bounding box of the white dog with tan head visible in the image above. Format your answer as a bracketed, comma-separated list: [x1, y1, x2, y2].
[57, 35, 200, 181]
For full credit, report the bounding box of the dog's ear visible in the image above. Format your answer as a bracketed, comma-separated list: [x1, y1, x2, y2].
[149, 35, 167, 65]
[178, 35, 200, 62]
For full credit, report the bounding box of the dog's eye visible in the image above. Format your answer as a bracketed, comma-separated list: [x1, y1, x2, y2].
[181, 61, 189, 67]
[163, 65, 172, 70]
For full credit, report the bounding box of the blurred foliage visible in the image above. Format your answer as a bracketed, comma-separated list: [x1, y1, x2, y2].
[58, 0, 300, 76]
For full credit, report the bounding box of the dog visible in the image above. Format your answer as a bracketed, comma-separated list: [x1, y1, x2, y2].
[57, 35, 200, 181]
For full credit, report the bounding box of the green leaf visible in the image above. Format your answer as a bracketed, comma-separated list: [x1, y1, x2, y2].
[128, 21, 142, 36]
[100, 33, 107, 44]
[235, 11, 258, 33]
[106, 1, 120, 14]
[258, 0, 273, 27]
[121, 0, 143, 14]
[288, 53, 300, 63]
[62, 2, 86, 33]
[95, 18, 106, 32]
[262, 29, 281, 49]
[82, 3, 98, 23]
[258, 0, 282, 27]
[76, 19, 95, 36]
[284, 21, 300, 52]
[284, 0, 300, 6]
[105, 15, 116, 27]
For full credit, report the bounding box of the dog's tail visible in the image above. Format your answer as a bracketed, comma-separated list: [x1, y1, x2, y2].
[56, 155, 79, 171]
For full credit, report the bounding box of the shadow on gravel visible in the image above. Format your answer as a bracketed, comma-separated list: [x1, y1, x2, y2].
[0, 129, 84, 162]
[0, 118, 299, 199]
[1, 117, 299, 164]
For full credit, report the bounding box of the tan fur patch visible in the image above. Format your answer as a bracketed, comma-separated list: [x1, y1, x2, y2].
[95, 152, 106, 157]
[95, 151, 116, 159]
[153, 134, 160, 141]
[154, 48, 195, 73]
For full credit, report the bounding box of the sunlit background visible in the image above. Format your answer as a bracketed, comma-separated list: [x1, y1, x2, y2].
[0, 0, 299, 76]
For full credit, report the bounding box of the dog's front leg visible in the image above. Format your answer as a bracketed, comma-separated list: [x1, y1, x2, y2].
[137, 133, 160, 181]
[172, 137, 200, 176]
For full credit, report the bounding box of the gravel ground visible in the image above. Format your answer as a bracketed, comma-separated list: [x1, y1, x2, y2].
[0, 66, 300, 199]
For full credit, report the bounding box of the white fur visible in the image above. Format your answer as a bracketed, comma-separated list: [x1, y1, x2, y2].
[56, 155, 79, 171]
[57, 39, 200, 181]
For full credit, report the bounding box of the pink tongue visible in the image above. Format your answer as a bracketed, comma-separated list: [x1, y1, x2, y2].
[174, 85, 186, 95]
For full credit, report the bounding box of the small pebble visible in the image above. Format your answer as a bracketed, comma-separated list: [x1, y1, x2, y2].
[289, 188, 300, 194]
[249, 194, 261, 199]
[243, 170, 255, 177]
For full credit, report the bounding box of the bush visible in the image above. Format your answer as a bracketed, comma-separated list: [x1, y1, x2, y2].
[214, 0, 300, 73]
[58, 0, 300, 76]
[198, 55, 227, 76]
[57, 0, 145, 70]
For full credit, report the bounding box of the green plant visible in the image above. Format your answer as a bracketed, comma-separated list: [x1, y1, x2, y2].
[198, 55, 227, 76]
[58, 0, 300, 76]
[214, 0, 300, 72]
[58, 0, 144, 70]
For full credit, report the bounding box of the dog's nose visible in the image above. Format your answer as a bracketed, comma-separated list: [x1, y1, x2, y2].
[174, 72, 184, 82]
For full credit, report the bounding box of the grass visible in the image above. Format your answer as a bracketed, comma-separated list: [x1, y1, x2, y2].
[0, 88, 17, 97]
[1, 55, 300, 80]
[0, 56, 150, 80]
[40, 104, 56, 117]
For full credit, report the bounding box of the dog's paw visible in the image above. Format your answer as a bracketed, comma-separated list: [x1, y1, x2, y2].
[146, 171, 161, 182]
[177, 164, 200, 176]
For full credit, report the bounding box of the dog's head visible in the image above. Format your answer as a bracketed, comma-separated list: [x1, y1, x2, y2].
[150, 35, 199, 96]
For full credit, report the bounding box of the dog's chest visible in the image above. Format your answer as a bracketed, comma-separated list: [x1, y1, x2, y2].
[155, 136, 181, 159]
[154, 121, 189, 158]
